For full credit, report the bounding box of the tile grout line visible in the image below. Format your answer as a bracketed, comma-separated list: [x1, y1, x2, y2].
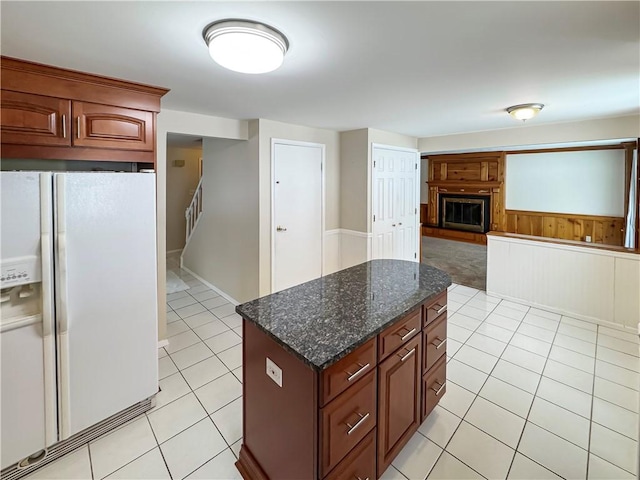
[505, 310, 567, 480]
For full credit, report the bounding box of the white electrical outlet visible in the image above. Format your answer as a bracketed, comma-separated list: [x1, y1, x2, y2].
[585, 235, 592, 242]
[266, 357, 283, 387]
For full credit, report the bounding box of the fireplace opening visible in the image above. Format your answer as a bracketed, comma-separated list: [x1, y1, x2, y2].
[440, 194, 491, 233]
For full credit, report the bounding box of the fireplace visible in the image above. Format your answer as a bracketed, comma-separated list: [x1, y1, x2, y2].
[440, 194, 491, 233]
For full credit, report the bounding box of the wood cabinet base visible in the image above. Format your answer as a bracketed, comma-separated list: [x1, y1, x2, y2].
[236, 446, 268, 480]
[423, 226, 487, 245]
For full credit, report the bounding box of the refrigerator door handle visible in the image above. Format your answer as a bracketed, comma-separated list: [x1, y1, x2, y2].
[55, 174, 69, 335]
[40, 232, 54, 337]
[57, 232, 69, 334]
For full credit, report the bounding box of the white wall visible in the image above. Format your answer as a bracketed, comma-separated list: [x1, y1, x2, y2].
[418, 115, 639, 153]
[506, 150, 626, 216]
[156, 109, 248, 341]
[166, 146, 201, 252]
[340, 129, 369, 233]
[182, 136, 259, 303]
[257, 119, 341, 296]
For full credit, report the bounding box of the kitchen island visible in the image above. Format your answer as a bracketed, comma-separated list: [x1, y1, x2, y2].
[235, 259, 451, 480]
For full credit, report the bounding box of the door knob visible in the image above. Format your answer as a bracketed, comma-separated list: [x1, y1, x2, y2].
[277, 226, 287, 232]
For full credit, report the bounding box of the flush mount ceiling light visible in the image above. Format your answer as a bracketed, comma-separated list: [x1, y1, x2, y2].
[202, 19, 289, 74]
[506, 103, 544, 122]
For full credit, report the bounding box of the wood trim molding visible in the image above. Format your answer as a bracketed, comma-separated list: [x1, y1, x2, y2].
[505, 209, 625, 221]
[505, 144, 627, 155]
[487, 231, 639, 255]
[1, 56, 169, 112]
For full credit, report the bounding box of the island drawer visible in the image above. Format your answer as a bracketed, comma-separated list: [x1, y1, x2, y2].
[422, 355, 447, 422]
[424, 291, 447, 327]
[423, 313, 447, 372]
[378, 307, 421, 361]
[320, 370, 377, 477]
[323, 430, 376, 480]
[320, 338, 377, 406]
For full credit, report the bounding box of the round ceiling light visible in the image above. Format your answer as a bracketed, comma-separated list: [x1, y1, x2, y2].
[506, 103, 545, 121]
[202, 19, 289, 74]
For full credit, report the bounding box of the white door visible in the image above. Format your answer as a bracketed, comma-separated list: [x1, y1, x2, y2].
[273, 141, 323, 292]
[372, 145, 419, 261]
[55, 172, 158, 438]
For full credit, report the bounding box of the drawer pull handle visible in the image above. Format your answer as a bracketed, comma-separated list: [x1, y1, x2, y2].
[345, 363, 370, 382]
[397, 327, 417, 341]
[61, 114, 67, 138]
[432, 337, 446, 350]
[431, 381, 446, 396]
[433, 304, 447, 315]
[76, 116, 81, 139]
[345, 412, 370, 435]
[399, 347, 416, 362]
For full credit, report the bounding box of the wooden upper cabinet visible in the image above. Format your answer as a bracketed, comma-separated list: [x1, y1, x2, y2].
[74, 102, 153, 151]
[1, 91, 71, 147]
[0, 56, 168, 163]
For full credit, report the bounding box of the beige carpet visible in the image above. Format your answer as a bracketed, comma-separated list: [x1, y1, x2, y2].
[421, 236, 487, 290]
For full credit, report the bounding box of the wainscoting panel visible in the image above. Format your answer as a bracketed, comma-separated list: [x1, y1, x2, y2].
[340, 229, 372, 269]
[323, 229, 341, 275]
[487, 234, 639, 331]
[505, 210, 625, 246]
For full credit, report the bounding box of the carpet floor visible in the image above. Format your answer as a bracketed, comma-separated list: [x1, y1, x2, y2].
[421, 236, 487, 290]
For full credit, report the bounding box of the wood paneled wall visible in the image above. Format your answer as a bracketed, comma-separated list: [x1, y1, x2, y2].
[505, 210, 625, 246]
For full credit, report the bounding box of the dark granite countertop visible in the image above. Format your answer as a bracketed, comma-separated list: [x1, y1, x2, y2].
[236, 260, 451, 371]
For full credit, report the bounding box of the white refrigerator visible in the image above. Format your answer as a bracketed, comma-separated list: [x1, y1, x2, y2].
[0, 171, 158, 471]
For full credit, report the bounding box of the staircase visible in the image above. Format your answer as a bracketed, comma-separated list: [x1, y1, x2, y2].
[185, 176, 203, 245]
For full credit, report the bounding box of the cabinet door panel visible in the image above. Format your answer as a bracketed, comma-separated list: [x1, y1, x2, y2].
[74, 102, 153, 151]
[1, 91, 71, 146]
[377, 334, 421, 474]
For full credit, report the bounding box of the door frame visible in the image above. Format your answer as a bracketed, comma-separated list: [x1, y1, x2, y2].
[370, 143, 421, 261]
[271, 138, 326, 291]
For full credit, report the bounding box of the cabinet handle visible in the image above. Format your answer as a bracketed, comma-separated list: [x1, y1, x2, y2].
[345, 363, 370, 382]
[61, 114, 67, 138]
[76, 116, 81, 139]
[431, 381, 446, 396]
[397, 327, 416, 341]
[440, 188, 448, 192]
[345, 412, 370, 435]
[354, 477, 370, 480]
[398, 347, 416, 362]
[392, 224, 396, 227]
[431, 337, 446, 350]
[433, 304, 447, 315]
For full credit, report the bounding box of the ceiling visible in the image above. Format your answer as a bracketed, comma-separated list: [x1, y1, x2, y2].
[1, 2, 638, 138]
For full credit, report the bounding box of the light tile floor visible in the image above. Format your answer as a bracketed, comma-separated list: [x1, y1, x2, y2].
[26, 261, 639, 480]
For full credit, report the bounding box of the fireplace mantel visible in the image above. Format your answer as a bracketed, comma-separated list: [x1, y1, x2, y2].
[423, 152, 507, 243]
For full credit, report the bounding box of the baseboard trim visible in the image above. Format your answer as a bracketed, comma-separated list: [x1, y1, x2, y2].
[180, 265, 240, 306]
[485, 290, 637, 334]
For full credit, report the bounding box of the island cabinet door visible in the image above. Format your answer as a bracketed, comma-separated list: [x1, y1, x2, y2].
[377, 334, 422, 474]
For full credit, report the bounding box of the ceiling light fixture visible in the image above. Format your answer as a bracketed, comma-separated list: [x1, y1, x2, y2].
[202, 19, 289, 74]
[506, 103, 544, 122]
